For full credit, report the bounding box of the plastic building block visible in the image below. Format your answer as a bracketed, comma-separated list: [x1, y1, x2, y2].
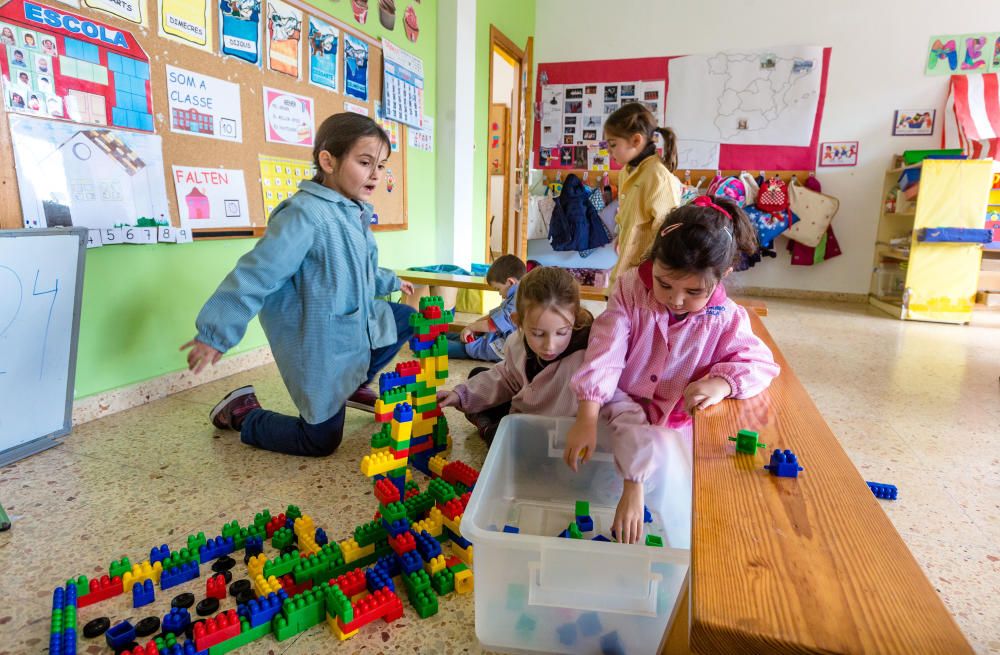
[557, 623, 578, 646]
[340, 538, 376, 564]
[575, 500, 590, 516]
[237, 590, 287, 628]
[441, 461, 479, 488]
[315, 528, 328, 547]
[414, 530, 442, 561]
[361, 451, 407, 477]
[374, 478, 401, 505]
[645, 534, 664, 547]
[502, 524, 520, 534]
[764, 449, 804, 478]
[601, 630, 625, 655]
[505, 583, 527, 611]
[263, 550, 302, 579]
[66, 574, 89, 598]
[162, 547, 199, 571]
[365, 567, 395, 594]
[516, 614, 537, 633]
[354, 519, 388, 547]
[431, 568, 455, 595]
[453, 566, 474, 594]
[382, 516, 411, 537]
[576, 515, 594, 532]
[161, 561, 199, 590]
[162, 607, 191, 636]
[207, 617, 271, 655]
[577, 611, 602, 637]
[106, 620, 136, 650]
[193, 609, 240, 651]
[199, 536, 236, 563]
[187, 532, 208, 552]
[206, 574, 227, 600]
[264, 513, 287, 538]
[424, 554, 446, 577]
[330, 568, 367, 598]
[278, 573, 313, 597]
[109, 556, 132, 579]
[335, 587, 404, 635]
[381, 501, 408, 523]
[394, 549, 419, 574]
[122, 560, 164, 589]
[568, 523, 583, 539]
[867, 481, 898, 500]
[133, 579, 155, 608]
[591, 534, 612, 542]
[729, 429, 767, 455]
[252, 574, 283, 597]
[644, 505, 653, 523]
[77, 575, 123, 608]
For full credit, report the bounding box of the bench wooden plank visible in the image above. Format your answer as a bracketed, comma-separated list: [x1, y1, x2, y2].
[689, 312, 971, 654]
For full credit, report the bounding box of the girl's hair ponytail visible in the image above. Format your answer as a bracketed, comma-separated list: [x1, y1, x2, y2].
[650, 196, 758, 282]
[654, 126, 678, 173]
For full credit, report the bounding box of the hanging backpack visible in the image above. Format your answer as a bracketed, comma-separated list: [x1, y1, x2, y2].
[757, 176, 790, 212]
[708, 176, 747, 207]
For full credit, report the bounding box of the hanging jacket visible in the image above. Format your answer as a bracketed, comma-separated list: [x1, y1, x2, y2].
[548, 174, 611, 252]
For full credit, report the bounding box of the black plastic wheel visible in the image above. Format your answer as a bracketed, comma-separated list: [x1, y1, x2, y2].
[196, 597, 220, 616]
[82, 617, 110, 639]
[134, 616, 160, 638]
[171, 592, 195, 609]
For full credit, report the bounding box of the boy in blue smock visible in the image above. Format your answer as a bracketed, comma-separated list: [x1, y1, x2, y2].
[182, 113, 415, 457]
[446, 255, 525, 362]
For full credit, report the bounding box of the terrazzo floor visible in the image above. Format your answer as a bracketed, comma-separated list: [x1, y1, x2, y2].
[0, 298, 998, 654]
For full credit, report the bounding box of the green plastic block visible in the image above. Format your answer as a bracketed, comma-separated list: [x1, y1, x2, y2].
[506, 583, 527, 611]
[324, 584, 354, 624]
[431, 568, 454, 595]
[575, 501, 590, 517]
[516, 613, 537, 633]
[108, 557, 131, 579]
[253, 509, 272, 530]
[568, 523, 583, 539]
[187, 532, 207, 551]
[404, 569, 431, 595]
[66, 575, 88, 598]
[263, 550, 301, 579]
[419, 296, 444, 311]
[414, 399, 438, 413]
[403, 492, 435, 520]
[380, 386, 409, 405]
[428, 478, 457, 503]
[280, 585, 327, 632]
[209, 618, 272, 655]
[285, 505, 302, 521]
[409, 587, 439, 618]
[452, 481, 468, 496]
[435, 368, 449, 380]
[271, 614, 304, 642]
[405, 479, 420, 492]
[63, 606, 76, 629]
[371, 425, 393, 450]
[728, 429, 767, 455]
[162, 547, 198, 570]
[432, 417, 450, 446]
[645, 534, 664, 548]
[354, 520, 388, 547]
[449, 562, 469, 574]
[381, 501, 408, 523]
[272, 527, 295, 551]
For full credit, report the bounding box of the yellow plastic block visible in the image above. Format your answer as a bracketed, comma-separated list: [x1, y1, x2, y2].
[374, 398, 403, 417]
[406, 469, 413, 483]
[414, 393, 436, 407]
[424, 554, 446, 576]
[436, 355, 448, 372]
[451, 543, 474, 567]
[441, 512, 463, 535]
[326, 614, 358, 641]
[390, 419, 412, 442]
[340, 538, 375, 564]
[411, 507, 443, 538]
[371, 446, 389, 455]
[412, 416, 436, 437]
[454, 568, 474, 594]
[253, 574, 282, 597]
[295, 516, 320, 556]
[247, 554, 268, 580]
[122, 561, 163, 589]
[420, 374, 446, 389]
[361, 451, 405, 477]
[428, 455, 447, 477]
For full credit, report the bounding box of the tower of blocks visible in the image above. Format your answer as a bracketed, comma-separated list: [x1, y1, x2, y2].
[46, 297, 483, 654]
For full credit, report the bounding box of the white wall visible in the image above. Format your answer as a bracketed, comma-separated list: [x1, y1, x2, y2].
[534, 0, 1000, 294]
[492, 51, 516, 105]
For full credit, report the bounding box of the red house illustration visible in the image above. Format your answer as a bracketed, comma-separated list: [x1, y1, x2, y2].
[185, 187, 210, 219]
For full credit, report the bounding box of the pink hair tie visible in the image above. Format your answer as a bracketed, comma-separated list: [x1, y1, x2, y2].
[691, 195, 732, 220]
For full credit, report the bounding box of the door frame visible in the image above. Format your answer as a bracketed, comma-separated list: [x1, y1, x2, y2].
[486, 25, 524, 263]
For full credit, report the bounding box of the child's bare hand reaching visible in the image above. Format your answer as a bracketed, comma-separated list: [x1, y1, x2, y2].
[563, 400, 600, 471]
[683, 376, 732, 414]
[612, 480, 644, 544]
[181, 339, 221, 374]
[437, 390, 459, 408]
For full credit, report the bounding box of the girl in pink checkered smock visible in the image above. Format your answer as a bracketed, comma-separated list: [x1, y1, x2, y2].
[565, 196, 780, 544]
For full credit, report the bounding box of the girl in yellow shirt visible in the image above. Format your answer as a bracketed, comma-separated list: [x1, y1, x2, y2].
[604, 103, 682, 285]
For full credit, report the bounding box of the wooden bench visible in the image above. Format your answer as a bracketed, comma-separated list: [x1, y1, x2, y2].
[396, 270, 769, 316]
[668, 311, 972, 654]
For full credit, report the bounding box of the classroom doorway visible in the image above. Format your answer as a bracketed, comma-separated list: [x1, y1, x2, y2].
[485, 26, 533, 263]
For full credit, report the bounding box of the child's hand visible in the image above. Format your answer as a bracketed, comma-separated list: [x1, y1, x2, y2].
[400, 280, 415, 296]
[612, 480, 645, 544]
[180, 339, 222, 374]
[437, 390, 459, 408]
[459, 327, 475, 344]
[683, 377, 732, 413]
[563, 418, 597, 472]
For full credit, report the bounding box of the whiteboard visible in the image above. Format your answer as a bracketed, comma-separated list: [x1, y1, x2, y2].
[0, 228, 86, 466]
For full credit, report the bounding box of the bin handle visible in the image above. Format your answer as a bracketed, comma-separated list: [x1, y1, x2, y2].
[527, 559, 661, 617]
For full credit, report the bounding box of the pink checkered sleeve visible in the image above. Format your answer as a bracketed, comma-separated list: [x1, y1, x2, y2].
[707, 306, 781, 398]
[571, 282, 631, 404]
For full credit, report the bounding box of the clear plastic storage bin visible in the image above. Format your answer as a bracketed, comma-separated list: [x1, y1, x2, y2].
[464, 415, 691, 654]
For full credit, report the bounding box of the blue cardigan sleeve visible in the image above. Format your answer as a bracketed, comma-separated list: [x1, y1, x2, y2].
[195, 206, 315, 352]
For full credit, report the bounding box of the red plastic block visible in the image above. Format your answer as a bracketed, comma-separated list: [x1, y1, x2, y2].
[279, 574, 312, 597]
[376, 411, 394, 424]
[459, 492, 472, 509]
[439, 498, 465, 521]
[338, 588, 404, 633]
[421, 305, 442, 320]
[442, 461, 479, 488]
[374, 478, 401, 505]
[193, 609, 241, 651]
[330, 568, 367, 598]
[396, 361, 422, 376]
[445, 556, 461, 568]
[77, 575, 123, 608]
[265, 513, 287, 538]
[388, 531, 416, 555]
[419, 407, 443, 420]
[392, 448, 409, 460]
[124, 642, 159, 655]
[404, 487, 419, 500]
[409, 439, 433, 455]
[206, 574, 227, 600]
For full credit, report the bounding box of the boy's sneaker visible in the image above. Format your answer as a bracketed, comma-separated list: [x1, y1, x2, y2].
[210, 386, 261, 431]
[346, 385, 378, 412]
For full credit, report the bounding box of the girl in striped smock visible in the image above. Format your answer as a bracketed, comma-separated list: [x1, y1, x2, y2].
[564, 196, 781, 544]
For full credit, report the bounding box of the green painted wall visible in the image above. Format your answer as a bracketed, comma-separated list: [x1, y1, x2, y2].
[74, 0, 438, 399]
[472, 0, 535, 263]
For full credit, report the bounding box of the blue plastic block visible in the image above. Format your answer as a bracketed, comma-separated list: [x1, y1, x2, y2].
[576, 515, 594, 532]
[415, 529, 442, 561]
[245, 535, 264, 556]
[161, 561, 199, 589]
[376, 554, 402, 578]
[578, 611, 602, 637]
[502, 524, 520, 533]
[382, 516, 411, 537]
[557, 529, 570, 538]
[379, 371, 416, 394]
[591, 534, 612, 542]
[160, 642, 203, 655]
[315, 528, 328, 547]
[399, 550, 423, 574]
[408, 336, 434, 352]
[867, 481, 898, 500]
[516, 613, 536, 633]
[162, 607, 191, 635]
[106, 620, 136, 650]
[238, 590, 286, 628]
[643, 505, 652, 523]
[557, 623, 578, 646]
[59, 629, 75, 655]
[133, 579, 154, 608]
[51, 586, 65, 610]
[764, 449, 804, 478]
[444, 527, 471, 550]
[393, 402, 414, 423]
[365, 567, 395, 593]
[65, 584, 76, 605]
[199, 535, 235, 563]
[150, 544, 170, 564]
[600, 630, 625, 655]
[284, 516, 295, 530]
[409, 452, 434, 477]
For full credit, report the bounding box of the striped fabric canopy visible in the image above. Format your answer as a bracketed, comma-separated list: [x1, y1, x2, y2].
[944, 74, 1000, 159]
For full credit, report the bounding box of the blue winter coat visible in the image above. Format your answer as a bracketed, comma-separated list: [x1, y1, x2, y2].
[548, 174, 611, 252]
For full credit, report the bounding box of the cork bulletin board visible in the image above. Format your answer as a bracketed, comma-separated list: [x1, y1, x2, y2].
[0, 0, 408, 237]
